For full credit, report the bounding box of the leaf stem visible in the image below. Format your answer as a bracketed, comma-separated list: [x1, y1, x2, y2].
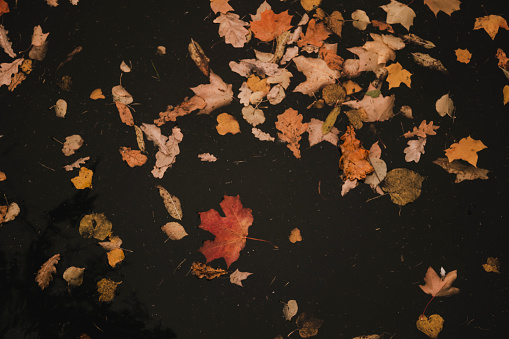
[421, 295, 435, 316]
[245, 236, 278, 249]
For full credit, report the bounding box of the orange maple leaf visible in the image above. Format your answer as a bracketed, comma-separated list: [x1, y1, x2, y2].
[445, 136, 487, 167]
[198, 195, 253, 268]
[474, 15, 509, 40]
[319, 46, 344, 71]
[275, 108, 308, 158]
[339, 126, 374, 180]
[250, 9, 293, 42]
[419, 266, 460, 297]
[0, 0, 9, 17]
[297, 19, 331, 47]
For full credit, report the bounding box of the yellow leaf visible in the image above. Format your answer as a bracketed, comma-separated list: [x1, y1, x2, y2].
[21, 59, 32, 74]
[301, 0, 321, 12]
[97, 278, 121, 302]
[90, 88, 105, 100]
[416, 314, 444, 339]
[191, 262, 228, 279]
[342, 80, 362, 95]
[385, 62, 412, 89]
[246, 74, 270, 92]
[455, 48, 472, 63]
[63, 267, 85, 287]
[474, 15, 509, 40]
[71, 167, 93, 189]
[107, 248, 125, 267]
[79, 213, 112, 240]
[445, 136, 487, 167]
[482, 257, 500, 273]
[216, 113, 240, 135]
[503, 85, 509, 105]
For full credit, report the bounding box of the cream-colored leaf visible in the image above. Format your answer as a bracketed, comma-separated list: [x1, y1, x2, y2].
[157, 185, 183, 220]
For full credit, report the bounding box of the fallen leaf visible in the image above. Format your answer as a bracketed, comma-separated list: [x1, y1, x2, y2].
[79, 213, 112, 240]
[242, 105, 265, 126]
[420, 266, 460, 297]
[275, 108, 308, 158]
[107, 248, 125, 267]
[341, 179, 358, 196]
[1, 58, 23, 88]
[198, 153, 217, 162]
[455, 48, 471, 63]
[161, 222, 188, 240]
[0, 202, 20, 224]
[115, 101, 134, 126]
[289, 228, 302, 243]
[343, 92, 395, 122]
[322, 107, 341, 135]
[307, 118, 339, 147]
[433, 158, 489, 183]
[444, 136, 487, 167]
[156, 185, 183, 220]
[435, 93, 455, 117]
[120, 61, 131, 72]
[267, 84, 286, 105]
[364, 142, 387, 189]
[283, 300, 298, 321]
[216, 113, 240, 135]
[345, 47, 379, 74]
[246, 74, 270, 92]
[111, 85, 133, 105]
[342, 80, 362, 95]
[404, 120, 439, 138]
[21, 59, 32, 73]
[404, 137, 426, 163]
[416, 314, 444, 339]
[71, 167, 93, 189]
[371, 20, 394, 33]
[297, 19, 330, 48]
[0, 171, 5, 181]
[402, 34, 436, 49]
[90, 88, 105, 100]
[188, 39, 210, 77]
[134, 125, 146, 152]
[191, 71, 233, 114]
[63, 267, 85, 287]
[352, 335, 381, 339]
[63, 157, 90, 171]
[45, 0, 58, 6]
[250, 9, 293, 42]
[322, 83, 346, 106]
[98, 236, 122, 251]
[250, 1, 271, 21]
[385, 62, 412, 89]
[293, 56, 340, 96]
[295, 313, 324, 338]
[157, 46, 166, 55]
[36, 254, 60, 290]
[504, 85, 509, 105]
[380, 0, 416, 31]
[351, 10, 370, 30]
[119, 147, 147, 167]
[229, 59, 282, 78]
[8, 72, 26, 91]
[382, 168, 424, 205]
[301, 0, 320, 11]
[57, 75, 72, 92]
[412, 53, 448, 73]
[198, 195, 253, 268]
[339, 126, 374, 180]
[141, 124, 183, 178]
[496, 48, 509, 69]
[482, 257, 500, 273]
[400, 105, 413, 119]
[191, 262, 228, 279]
[213, 12, 249, 48]
[474, 15, 509, 40]
[230, 269, 252, 287]
[252, 127, 275, 141]
[0, 0, 9, 16]
[424, 0, 461, 16]
[210, 0, 233, 14]
[55, 99, 67, 118]
[363, 34, 404, 65]
[324, 11, 344, 37]
[97, 278, 121, 302]
[154, 96, 206, 125]
[0, 24, 16, 58]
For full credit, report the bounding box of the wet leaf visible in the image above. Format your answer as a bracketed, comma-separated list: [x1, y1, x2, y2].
[230, 269, 252, 287]
[188, 39, 210, 77]
[250, 9, 293, 42]
[435, 93, 455, 117]
[62, 135, 84, 156]
[191, 261, 228, 279]
[482, 257, 500, 273]
[424, 0, 461, 16]
[416, 314, 444, 339]
[216, 113, 240, 135]
[97, 278, 121, 302]
[419, 266, 460, 297]
[107, 248, 125, 267]
[36, 254, 60, 290]
[161, 222, 188, 240]
[115, 101, 134, 126]
[295, 313, 324, 338]
[71, 167, 93, 189]
[322, 107, 341, 135]
[455, 48, 471, 63]
[433, 158, 488, 183]
[474, 15, 508, 40]
[119, 147, 147, 167]
[382, 168, 424, 205]
[283, 300, 298, 321]
[339, 126, 374, 180]
[63, 267, 85, 287]
[156, 185, 182, 220]
[55, 99, 67, 118]
[90, 88, 105, 100]
[275, 108, 308, 158]
[322, 84, 346, 106]
[79, 213, 112, 240]
[444, 136, 487, 167]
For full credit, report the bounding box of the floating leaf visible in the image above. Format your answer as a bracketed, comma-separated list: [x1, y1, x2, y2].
[79, 213, 112, 240]
[230, 269, 252, 287]
[119, 147, 147, 167]
[295, 313, 324, 338]
[275, 108, 308, 158]
[416, 314, 444, 339]
[63, 267, 85, 287]
[444, 136, 487, 167]
[482, 257, 500, 273]
[188, 39, 210, 77]
[283, 300, 298, 321]
[71, 167, 93, 189]
[161, 222, 188, 240]
[382, 168, 424, 205]
[156, 185, 183, 220]
[97, 278, 121, 302]
[289, 228, 302, 243]
[62, 135, 84, 156]
[433, 158, 489, 183]
[107, 248, 125, 267]
[191, 262, 228, 279]
[35, 254, 60, 290]
[90, 88, 105, 100]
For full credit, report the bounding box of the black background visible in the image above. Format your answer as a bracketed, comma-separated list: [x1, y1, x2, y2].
[1, 0, 508, 338]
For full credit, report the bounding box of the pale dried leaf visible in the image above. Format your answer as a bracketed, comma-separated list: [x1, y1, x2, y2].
[64, 157, 90, 171]
[242, 105, 265, 126]
[307, 118, 339, 147]
[351, 10, 370, 30]
[98, 236, 123, 251]
[404, 137, 426, 163]
[157, 186, 183, 220]
[198, 153, 217, 162]
[283, 300, 298, 320]
[31, 25, 49, 47]
[293, 56, 340, 96]
[213, 13, 249, 48]
[436, 93, 455, 117]
[380, 0, 416, 31]
[0, 25, 16, 58]
[161, 222, 188, 240]
[341, 179, 358, 196]
[111, 85, 133, 105]
[0, 58, 23, 87]
[4, 202, 20, 222]
[412, 53, 448, 73]
[191, 71, 233, 114]
[252, 128, 275, 141]
[55, 99, 67, 118]
[229, 269, 252, 287]
[62, 135, 84, 156]
[120, 61, 131, 72]
[63, 267, 85, 287]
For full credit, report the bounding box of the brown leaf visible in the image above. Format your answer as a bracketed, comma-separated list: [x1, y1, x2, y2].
[0, 170, 6, 181]
[293, 56, 340, 96]
[216, 113, 240, 135]
[107, 248, 125, 267]
[191, 262, 228, 279]
[416, 314, 444, 339]
[275, 108, 308, 158]
[79, 213, 112, 240]
[188, 39, 210, 77]
[97, 278, 121, 302]
[98, 236, 123, 251]
[319, 45, 344, 71]
[250, 9, 293, 42]
[371, 20, 394, 33]
[90, 88, 105, 100]
[161, 222, 188, 240]
[404, 120, 439, 138]
[482, 257, 500, 273]
[419, 266, 460, 297]
[382, 168, 424, 205]
[156, 185, 183, 220]
[229, 269, 252, 287]
[63, 266, 85, 287]
[324, 11, 344, 37]
[154, 96, 206, 126]
[339, 126, 374, 180]
[119, 147, 147, 167]
[496, 48, 509, 70]
[8, 72, 26, 91]
[297, 19, 330, 48]
[295, 313, 324, 338]
[35, 254, 60, 290]
[433, 158, 489, 183]
[115, 101, 134, 126]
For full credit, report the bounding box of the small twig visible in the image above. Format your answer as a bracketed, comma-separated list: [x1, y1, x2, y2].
[287, 328, 298, 337]
[366, 193, 388, 202]
[269, 276, 276, 285]
[38, 162, 56, 171]
[52, 137, 64, 144]
[151, 61, 161, 80]
[173, 259, 186, 273]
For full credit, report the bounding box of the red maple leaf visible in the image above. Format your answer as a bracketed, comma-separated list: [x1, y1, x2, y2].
[198, 195, 254, 268]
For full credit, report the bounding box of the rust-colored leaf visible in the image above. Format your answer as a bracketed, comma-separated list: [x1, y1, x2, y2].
[154, 96, 206, 126]
[115, 101, 134, 126]
[297, 19, 330, 48]
[119, 147, 147, 167]
[339, 126, 374, 180]
[35, 254, 60, 290]
[275, 108, 308, 158]
[250, 9, 293, 42]
[97, 278, 121, 302]
[419, 266, 460, 297]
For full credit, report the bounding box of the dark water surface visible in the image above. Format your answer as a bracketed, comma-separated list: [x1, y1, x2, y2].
[1, 0, 508, 338]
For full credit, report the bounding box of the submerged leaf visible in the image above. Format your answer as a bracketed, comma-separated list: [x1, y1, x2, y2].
[79, 213, 112, 240]
[382, 168, 424, 205]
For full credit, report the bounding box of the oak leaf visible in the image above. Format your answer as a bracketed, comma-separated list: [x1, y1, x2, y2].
[419, 266, 460, 297]
[380, 0, 416, 31]
[404, 137, 426, 163]
[97, 278, 121, 302]
[404, 120, 439, 138]
[198, 153, 218, 162]
[141, 124, 183, 178]
[1, 58, 23, 88]
[444, 136, 487, 167]
[385, 62, 412, 89]
[71, 167, 93, 189]
[63, 156, 90, 171]
[342, 91, 395, 122]
[230, 269, 252, 287]
[36, 254, 60, 290]
[339, 126, 374, 181]
[154, 96, 206, 125]
[424, 0, 461, 16]
[250, 9, 293, 42]
[319, 45, 344, 71]
[210, 0, 233, 14]
[297, 19, 330, 48]
[8, 72, 26, 91]
[275, 108, 308, 159]
[252, 127, 275, 141]
[433, 158, 489, 183]
[293, 56, 340, 96]
[156, 185, 183, 220]
[191, 71, 233, 115]
[198, 195, 253, 268]
[119, 147, 147, 167]
[213, 13, 249, 48]
[474, 15, 508, 40]
[0, 24, 16, 58]
[191, 262, 228, 279]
